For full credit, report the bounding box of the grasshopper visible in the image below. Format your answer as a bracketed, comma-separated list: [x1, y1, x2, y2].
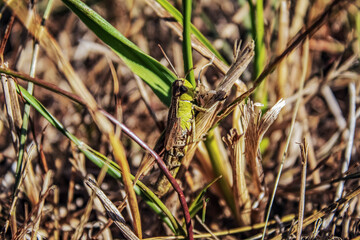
[133, 46, 215, 197]
[132, 70, 198, 197]
[135, 41, 254, 197]
[155, 77, 196, 196]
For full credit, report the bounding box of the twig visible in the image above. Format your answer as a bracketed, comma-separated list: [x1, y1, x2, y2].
[296, 139, 308, 240]
[85, 179, 140, 240]
[271, 186, 360, 240]
[322, 81, 356, 228]
[261, 37, 309, 240]
[72, 165, 108, 240]
[31, 171, 53, 240]
[195, 215, 219, 240]
[321, 85, 347, 130]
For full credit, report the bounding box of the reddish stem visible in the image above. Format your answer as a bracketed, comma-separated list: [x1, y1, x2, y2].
[101, 109, 194, 240]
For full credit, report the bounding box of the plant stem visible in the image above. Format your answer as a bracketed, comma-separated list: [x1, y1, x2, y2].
[182, 0, 195, 87]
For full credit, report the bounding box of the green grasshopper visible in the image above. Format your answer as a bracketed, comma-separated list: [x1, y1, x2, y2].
[134, 47, 214, 197]
[132, 72, 198, 197]
[155, 77, 196, 196]
[150, 41, 255, 197]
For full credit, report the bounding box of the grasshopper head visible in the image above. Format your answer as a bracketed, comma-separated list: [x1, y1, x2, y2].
[172, 78, 195, 101]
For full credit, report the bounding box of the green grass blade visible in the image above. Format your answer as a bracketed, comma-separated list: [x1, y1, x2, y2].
[182, 0, 195, 86]
[16, 0, 54, 193]
[62, 0, 177, 106]
[156, 0, 226, 63]
[188, 176, 221, 218]
[248, 0, 267, 107]
[15, 84, 184, 235]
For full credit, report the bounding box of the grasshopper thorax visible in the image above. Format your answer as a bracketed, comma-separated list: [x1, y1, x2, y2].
[172, 78, 195, 102]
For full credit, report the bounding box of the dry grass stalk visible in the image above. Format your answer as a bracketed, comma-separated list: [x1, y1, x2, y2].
[13, 175, 54, 240]
[108, 57, 123, 139]
[322, 81, 357, 229]
[195, 215, 219, 240]
[262, 37, 309, 239]
[30, 170, 53, 240]
[0, 63, 22, 149]
[143, 215, 295, 239]
[276, 0, 289, 100]
[53, 186, 60, 240]
[72, 164, 108, 240]
[246, 100, 286, 223]
[296, 138, 308, 240]
[22, 144, 40, 205]
[289, 0, 310, 38]
[321, 85, 347, 131]
[298, 105, 320, 184]
[223, 128, 251, 226]
[85, 178, 140, 240]
[271, 185, 360, 240]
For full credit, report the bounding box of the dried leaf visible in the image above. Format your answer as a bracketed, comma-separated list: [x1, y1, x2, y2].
[223, 129, 251, 225]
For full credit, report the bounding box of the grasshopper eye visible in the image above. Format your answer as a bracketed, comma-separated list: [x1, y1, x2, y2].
[179, 85, 188, 94]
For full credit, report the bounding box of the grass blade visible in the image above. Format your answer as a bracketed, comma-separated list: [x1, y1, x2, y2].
[109, 134, 142, 238]
[247, 0, 267, 106]
[182, 0, 195, 86]
[156, 0, 225, 63]
[62, 0, 177, 106]
[15, 84, 184, 235]
[188, 176, 221, 218]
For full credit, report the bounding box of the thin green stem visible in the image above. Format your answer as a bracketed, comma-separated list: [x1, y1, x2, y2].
[182, 0, 195, 87]
[247, 0, 267, 107]
[156, 0, 226, 63]
[15, 0, 54, 193]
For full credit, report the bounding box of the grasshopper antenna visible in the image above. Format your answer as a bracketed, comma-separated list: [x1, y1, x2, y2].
[197, 55, 214, 87]
[158, 44, 179, 78]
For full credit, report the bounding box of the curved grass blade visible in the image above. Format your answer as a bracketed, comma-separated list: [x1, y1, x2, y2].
[15, 84, 184, 235]
[62, 0, 177, 106]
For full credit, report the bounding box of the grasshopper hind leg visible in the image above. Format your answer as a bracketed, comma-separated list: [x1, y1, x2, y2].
[155, 152, 183, 197]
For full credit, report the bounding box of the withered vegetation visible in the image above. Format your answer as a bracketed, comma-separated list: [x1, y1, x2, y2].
[0, 0, 359, 239]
